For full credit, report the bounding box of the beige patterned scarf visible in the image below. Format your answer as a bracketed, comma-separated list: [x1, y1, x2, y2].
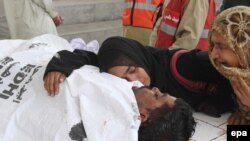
[208, 6, 250, 84]
[208, 6, 250, 118]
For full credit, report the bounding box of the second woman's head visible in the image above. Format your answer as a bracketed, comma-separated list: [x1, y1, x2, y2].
[97, 37, 151, 86]
[208, 6, 250, 80]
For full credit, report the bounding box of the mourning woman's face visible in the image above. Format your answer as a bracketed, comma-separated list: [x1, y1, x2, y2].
[210, 31, 241, 68]
[107, 66, 151, 86]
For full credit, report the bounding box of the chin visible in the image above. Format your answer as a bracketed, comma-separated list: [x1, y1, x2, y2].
[143, 81, 150, 86]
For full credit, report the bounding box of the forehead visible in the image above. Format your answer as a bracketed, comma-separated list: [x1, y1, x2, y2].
[211, 31, 224, 40]
[211, 31, 232, 47]
[107, 66, 129, 77]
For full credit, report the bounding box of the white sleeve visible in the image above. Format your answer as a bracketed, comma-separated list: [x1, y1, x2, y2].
[31, 0, 58, 18]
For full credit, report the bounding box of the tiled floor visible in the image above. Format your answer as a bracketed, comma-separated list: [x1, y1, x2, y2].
[191, 112, 231, 141]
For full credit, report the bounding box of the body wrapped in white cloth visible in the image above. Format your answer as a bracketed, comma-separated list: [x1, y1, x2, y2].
[0, 34, 140, 141]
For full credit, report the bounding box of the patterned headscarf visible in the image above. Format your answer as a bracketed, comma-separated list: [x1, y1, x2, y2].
[208, 6, 250, 82]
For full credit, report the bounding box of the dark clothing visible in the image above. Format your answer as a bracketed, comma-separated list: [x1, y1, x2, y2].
[220, 0, 250, 11]
[45, 50, 98, 77]
[45, 36, 235, 116]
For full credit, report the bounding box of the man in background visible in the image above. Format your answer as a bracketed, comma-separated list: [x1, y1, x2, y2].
[3, 0, 64, 39]
[122, 0, 164, 46]
[150, 0, 215, 51]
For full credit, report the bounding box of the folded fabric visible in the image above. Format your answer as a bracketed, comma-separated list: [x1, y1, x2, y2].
[70, 38, 100, 54]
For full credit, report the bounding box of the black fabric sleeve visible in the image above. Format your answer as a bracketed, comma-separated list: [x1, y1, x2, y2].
[44, 49, 98, 79]
[176, 49, 226, 82]
[176, 49, 236, 114]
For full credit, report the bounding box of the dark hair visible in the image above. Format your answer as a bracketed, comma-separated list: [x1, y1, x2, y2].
[138, 98, 196, 141]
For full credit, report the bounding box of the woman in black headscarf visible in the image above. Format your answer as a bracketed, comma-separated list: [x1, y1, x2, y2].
[44, 36, 235, 116]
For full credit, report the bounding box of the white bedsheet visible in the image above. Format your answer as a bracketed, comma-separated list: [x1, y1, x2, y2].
[0, 34, 140, 141]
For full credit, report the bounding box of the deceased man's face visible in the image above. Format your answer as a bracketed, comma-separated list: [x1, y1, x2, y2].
[134, 87, 176, 111]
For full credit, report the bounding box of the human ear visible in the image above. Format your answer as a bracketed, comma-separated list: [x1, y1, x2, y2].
[139, 108, 150, 123]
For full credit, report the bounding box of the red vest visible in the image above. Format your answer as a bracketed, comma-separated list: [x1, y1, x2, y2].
[122, 0, 164, 29]
[155, 0, 215, 50]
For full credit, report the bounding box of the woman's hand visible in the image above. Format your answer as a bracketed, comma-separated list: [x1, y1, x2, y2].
[44, 71, 66, 96]
[231, 77, 250, 107]
[53, 15, 64, 26]
[228, 111, 247, 125]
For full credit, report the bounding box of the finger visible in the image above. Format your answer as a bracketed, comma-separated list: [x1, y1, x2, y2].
[44, 75, 51, 95]
[239, 117, 247, 125]
[238, 77, 245, 87]
[55, 21, 60, 26]
[231, 80, 243, 99]
[228, 112, 240, 125]
[44, 73, 54, 96]
[54, 73, 65, 95]
[230, 80, 239, 93]
[52, 72, 62, 96]
[236, 112, 247, 125]
[49, 72, 60, 96]
[228, 114, 234, 125]
[228, 118, 233, 125]
[53, 20, 60, 26]
[46, 73, 56, 96]
[59, 16, 64, 21]
[233, 116, 241, 125]
[59, 74, 66, 82]
[238, 77, 249, 97]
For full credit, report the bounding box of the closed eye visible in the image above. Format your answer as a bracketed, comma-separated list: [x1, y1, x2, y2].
[121, 66, 136, 78]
